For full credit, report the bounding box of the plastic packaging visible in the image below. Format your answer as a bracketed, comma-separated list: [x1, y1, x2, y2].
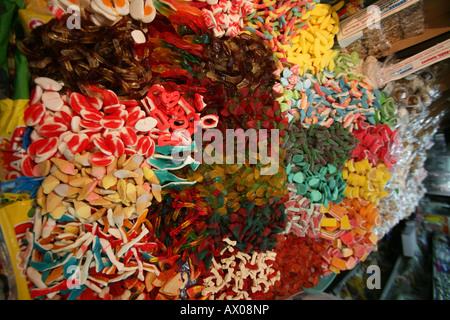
[374, 61, 449, 238]
[0, 0, 31, 182]
[0, 200, 34, 300]
[337, 0, 425, 59]
[18, 0, 54, 34]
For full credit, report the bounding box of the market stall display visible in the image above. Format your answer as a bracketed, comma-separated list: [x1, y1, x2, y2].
[0, 0, 449, 300]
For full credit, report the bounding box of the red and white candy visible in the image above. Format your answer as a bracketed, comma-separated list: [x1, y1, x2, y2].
[199, 0, 255, 37]
[22, 76, 219, 177]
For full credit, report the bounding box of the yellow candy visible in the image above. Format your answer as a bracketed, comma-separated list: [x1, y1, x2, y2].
[328, 58, 335, 71]
[317, 15, 325, 25]
[354, 161, 363, 174]
[320, 15, 331, 29]
[360, 158, 370, 171]
[367, 168, 378, 180]
[310, 6, 330, 16]
[285, 4, 339, 73]
[376, 169, 384, 182]
[313, 38, 320, 57]
[301, 30, 315, 43]
[383, 171, 392, 181]
[343, 159, 391, 204]
[321, 204, 330, 213]
[321, 217, 337, 227]
[357, 175, 366, 187]
[301, 10, 311, 20]
[347, 172, 357, 185]
[364, 180, 374, 192]
[331, 25, 339, 34]
[352, 186, 360, 198]
[340, 214, 351, 230]
[342, 168, 348, 180]
[332, 11, 339, 26]
[346, 159, 355, 172]
[331, 1, 345, 13]
[344, 186, 352, 199]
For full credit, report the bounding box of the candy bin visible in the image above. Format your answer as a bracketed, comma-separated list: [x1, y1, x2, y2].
[1, 0, 444, 303]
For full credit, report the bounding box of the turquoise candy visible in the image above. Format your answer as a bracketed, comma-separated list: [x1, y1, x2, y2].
[329, 178, 336, 189]
[308, 178, 320, 188]
[288, 173, 294, 184]
[296, 183, 308, 195]
[293, 172, 304, 183]
[327, 163, 337, 174]
[310, 190, 322, 202]
[292, 154, 304, 164]
[286, 163, 292, 174]
[332, 187, 339, 201]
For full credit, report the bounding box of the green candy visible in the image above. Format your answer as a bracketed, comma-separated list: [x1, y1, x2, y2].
[288, 173, 294, 184]
[332, 187, 338, 201]
[327, 164, 337, 174]
[292, 154, 304, 164]
[293, 172, 304, 183]
[329, 178, 336, 189]
[286, 163, 292, 175]
[280, 103, 290, 112]
[310, 190, 322, 202]
[308, 178, 320, 188]
[296, 183, 308, 195]
[283, 90, 293, 102]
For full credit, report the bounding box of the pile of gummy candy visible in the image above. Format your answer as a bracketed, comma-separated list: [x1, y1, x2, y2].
[1, 0, 403, 300]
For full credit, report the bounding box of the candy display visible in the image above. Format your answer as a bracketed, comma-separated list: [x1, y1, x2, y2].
[319, 198, 379, 274]
[351, 120, 398, 169]
[272, 234, 327, 296]
[374, 62, 449, 238]
[342, 158, 390, 203]
[200, 238, 280, 300]
[276, 57, 383, 130]
[1, 0, 449, 301]
[200, 0, 255, 37]
[284, 121, 359, 171]
[283, 187, 323, 238]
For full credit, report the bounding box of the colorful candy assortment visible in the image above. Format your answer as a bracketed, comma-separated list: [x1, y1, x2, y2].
[245, 1, 316, 59]
[1, 0, 422, 300]
[275, 59, 383, 130]
[319, 198, 380, 274]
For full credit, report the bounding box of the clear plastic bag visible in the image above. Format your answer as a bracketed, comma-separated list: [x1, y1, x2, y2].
[337, 0, 426, 59]
[374, 61, 449, 239]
